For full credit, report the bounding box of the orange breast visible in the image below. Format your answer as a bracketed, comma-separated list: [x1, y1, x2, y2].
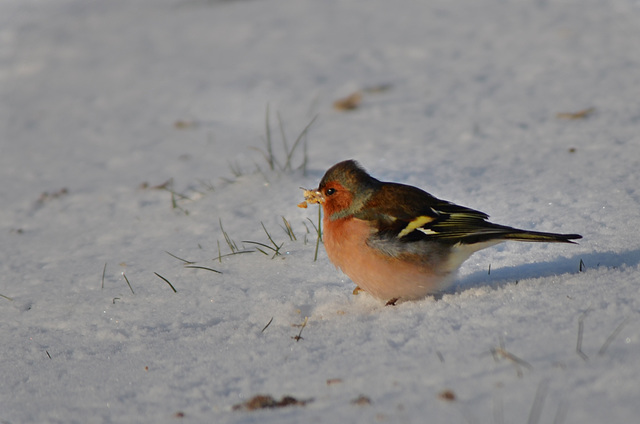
[322, 217, 454, 301]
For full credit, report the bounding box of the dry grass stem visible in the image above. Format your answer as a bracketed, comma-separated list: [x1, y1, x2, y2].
[261, 317, 274, 333]
[122, 272, 135, 295]
[184, 265, 222, 274]
[292, 316, 309, 342]
[154, 272, 177, 293]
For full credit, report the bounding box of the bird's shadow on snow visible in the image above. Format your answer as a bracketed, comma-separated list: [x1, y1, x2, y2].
[450, 248, 640, 294]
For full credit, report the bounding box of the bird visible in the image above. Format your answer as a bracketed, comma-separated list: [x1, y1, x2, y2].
[299, 160, 582, 304]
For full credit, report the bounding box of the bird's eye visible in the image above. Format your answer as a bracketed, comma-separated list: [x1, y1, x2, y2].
[325, 188, 336, 196]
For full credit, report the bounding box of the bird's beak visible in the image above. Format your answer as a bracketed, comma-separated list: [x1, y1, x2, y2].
[297, 188, 324, 208]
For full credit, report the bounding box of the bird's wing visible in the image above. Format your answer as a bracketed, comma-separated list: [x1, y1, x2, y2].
[357, 183, 515, 244]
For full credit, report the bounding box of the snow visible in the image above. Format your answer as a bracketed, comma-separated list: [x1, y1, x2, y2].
[1, 0, 640, 422]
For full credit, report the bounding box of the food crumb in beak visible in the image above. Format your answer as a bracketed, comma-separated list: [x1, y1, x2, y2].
[298, 188, 324, 207]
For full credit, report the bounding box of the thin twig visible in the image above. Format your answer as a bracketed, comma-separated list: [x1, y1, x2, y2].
[0, 293, 14, 301]
[292, 316, 309, 342]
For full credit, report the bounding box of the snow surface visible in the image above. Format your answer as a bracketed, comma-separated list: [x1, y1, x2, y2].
[2, 0, 640, 422]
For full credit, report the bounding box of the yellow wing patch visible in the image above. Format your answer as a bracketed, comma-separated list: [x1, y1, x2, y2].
[397, 215, 435, 238]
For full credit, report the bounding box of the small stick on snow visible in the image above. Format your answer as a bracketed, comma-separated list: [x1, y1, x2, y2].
[292, 316, 308, 342]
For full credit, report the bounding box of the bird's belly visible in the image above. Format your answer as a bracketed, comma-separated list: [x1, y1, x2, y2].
[323, 218, 458, 301]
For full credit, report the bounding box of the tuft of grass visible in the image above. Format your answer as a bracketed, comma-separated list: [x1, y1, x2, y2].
[197, 179, 215, 192]
[243, 222, 284, 259]
[281, 216, 297, 241]
[253, 105, 317, 175]
[151, 178, 191, 215]
[216, 220, 254, 260]
[165, 250, 222, 273]
[170, 191, 190, 215]
[220, 218, 240, 253]
[228, 161, 244, 178]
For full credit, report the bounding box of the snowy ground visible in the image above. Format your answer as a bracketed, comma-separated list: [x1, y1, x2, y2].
[2, 0, 640, 422]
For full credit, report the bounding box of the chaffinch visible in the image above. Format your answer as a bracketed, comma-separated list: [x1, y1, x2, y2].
[300, 160, 582, 303]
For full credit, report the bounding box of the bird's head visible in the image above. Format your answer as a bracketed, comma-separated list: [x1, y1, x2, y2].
[300, 160, 381, 220]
